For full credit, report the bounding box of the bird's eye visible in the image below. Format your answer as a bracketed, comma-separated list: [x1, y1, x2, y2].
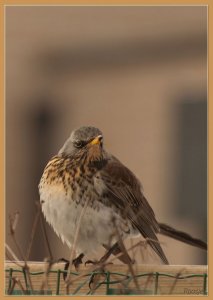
[74, 140, 84, 148]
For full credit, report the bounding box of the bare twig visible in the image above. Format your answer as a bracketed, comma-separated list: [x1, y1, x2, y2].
[8, 212, 34, 292]
[26, 204, 41, 260]
[5, 243, 21, 263]
[6, 242, 34, 292]
[65, 197, 90, 294]
[8, 276, 26, 295]
[38, 202, 53, 260]
[113, 221, 140, 291]
[15, 277, 27, 294]
[169, 268, 186, 294]
[9, 211, 20, 234]
[7, 277, 16, 295]
[144, 273, 154, 291]
[39, 258, 53, 292]
[9, 212, 26, 262]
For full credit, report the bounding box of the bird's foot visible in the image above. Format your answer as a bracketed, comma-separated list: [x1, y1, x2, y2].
[58, 253, 84, 280]
[73, 253, 84, 270]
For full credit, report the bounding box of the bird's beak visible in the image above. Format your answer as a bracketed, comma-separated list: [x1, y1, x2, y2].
[90, 135, 103, 145]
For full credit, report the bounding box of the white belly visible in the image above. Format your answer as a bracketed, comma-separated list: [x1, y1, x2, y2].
[39, 183, 130, 256]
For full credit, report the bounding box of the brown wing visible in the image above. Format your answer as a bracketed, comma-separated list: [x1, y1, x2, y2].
[97, 157, 169, 264]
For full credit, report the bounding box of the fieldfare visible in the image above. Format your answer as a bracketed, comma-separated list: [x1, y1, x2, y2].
[39, 126, 207, 269]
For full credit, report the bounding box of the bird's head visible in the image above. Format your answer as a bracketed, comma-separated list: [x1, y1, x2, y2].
[59, 126, 104, 157]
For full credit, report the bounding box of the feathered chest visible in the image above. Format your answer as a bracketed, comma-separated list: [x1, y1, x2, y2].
[39, 154, 107, 206]
[38, 152, 138, 252]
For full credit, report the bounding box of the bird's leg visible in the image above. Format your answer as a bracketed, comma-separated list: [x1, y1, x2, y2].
[103, 241, 134, 264]
[84, 248, 113, 266]
[58, 253, 84, 280]
[85, 242, 129, 290]
[85, 241, 133, 266]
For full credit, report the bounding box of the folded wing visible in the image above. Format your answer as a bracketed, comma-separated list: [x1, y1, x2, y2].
[95, 157, 169, 264]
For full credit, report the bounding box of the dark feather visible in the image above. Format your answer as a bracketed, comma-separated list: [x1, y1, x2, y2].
[159, 223, 207, 250]
[97, 158, 169, 264]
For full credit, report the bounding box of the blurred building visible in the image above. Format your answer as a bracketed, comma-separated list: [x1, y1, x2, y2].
[6, 6, 207, 264]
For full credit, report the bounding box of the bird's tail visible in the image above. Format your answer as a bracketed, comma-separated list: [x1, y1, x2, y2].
[159, 223, 207, 250]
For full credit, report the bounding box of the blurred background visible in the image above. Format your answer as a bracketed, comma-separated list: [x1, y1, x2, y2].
[6, 6, 207, 264]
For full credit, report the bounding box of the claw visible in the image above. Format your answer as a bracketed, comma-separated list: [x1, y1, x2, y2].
[84, 259, 98, 266]
[58, 253, 84, 281]
[57, 258, 69, 264]
[73, 253, 84, 270]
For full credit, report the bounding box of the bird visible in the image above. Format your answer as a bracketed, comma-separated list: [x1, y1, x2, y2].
[39, 126, 207, 270]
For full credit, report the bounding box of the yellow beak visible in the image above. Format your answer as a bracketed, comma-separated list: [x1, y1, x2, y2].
[90, 135, 103, 145]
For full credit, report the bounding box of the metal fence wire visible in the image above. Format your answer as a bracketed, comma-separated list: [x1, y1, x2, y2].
[5, 265, 208, 296]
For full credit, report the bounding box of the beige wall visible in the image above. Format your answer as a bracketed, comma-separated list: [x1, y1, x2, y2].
[6, 6, 207, 264]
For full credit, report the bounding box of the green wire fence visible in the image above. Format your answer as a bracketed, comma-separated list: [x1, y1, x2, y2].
[5, 263, 208, 296]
